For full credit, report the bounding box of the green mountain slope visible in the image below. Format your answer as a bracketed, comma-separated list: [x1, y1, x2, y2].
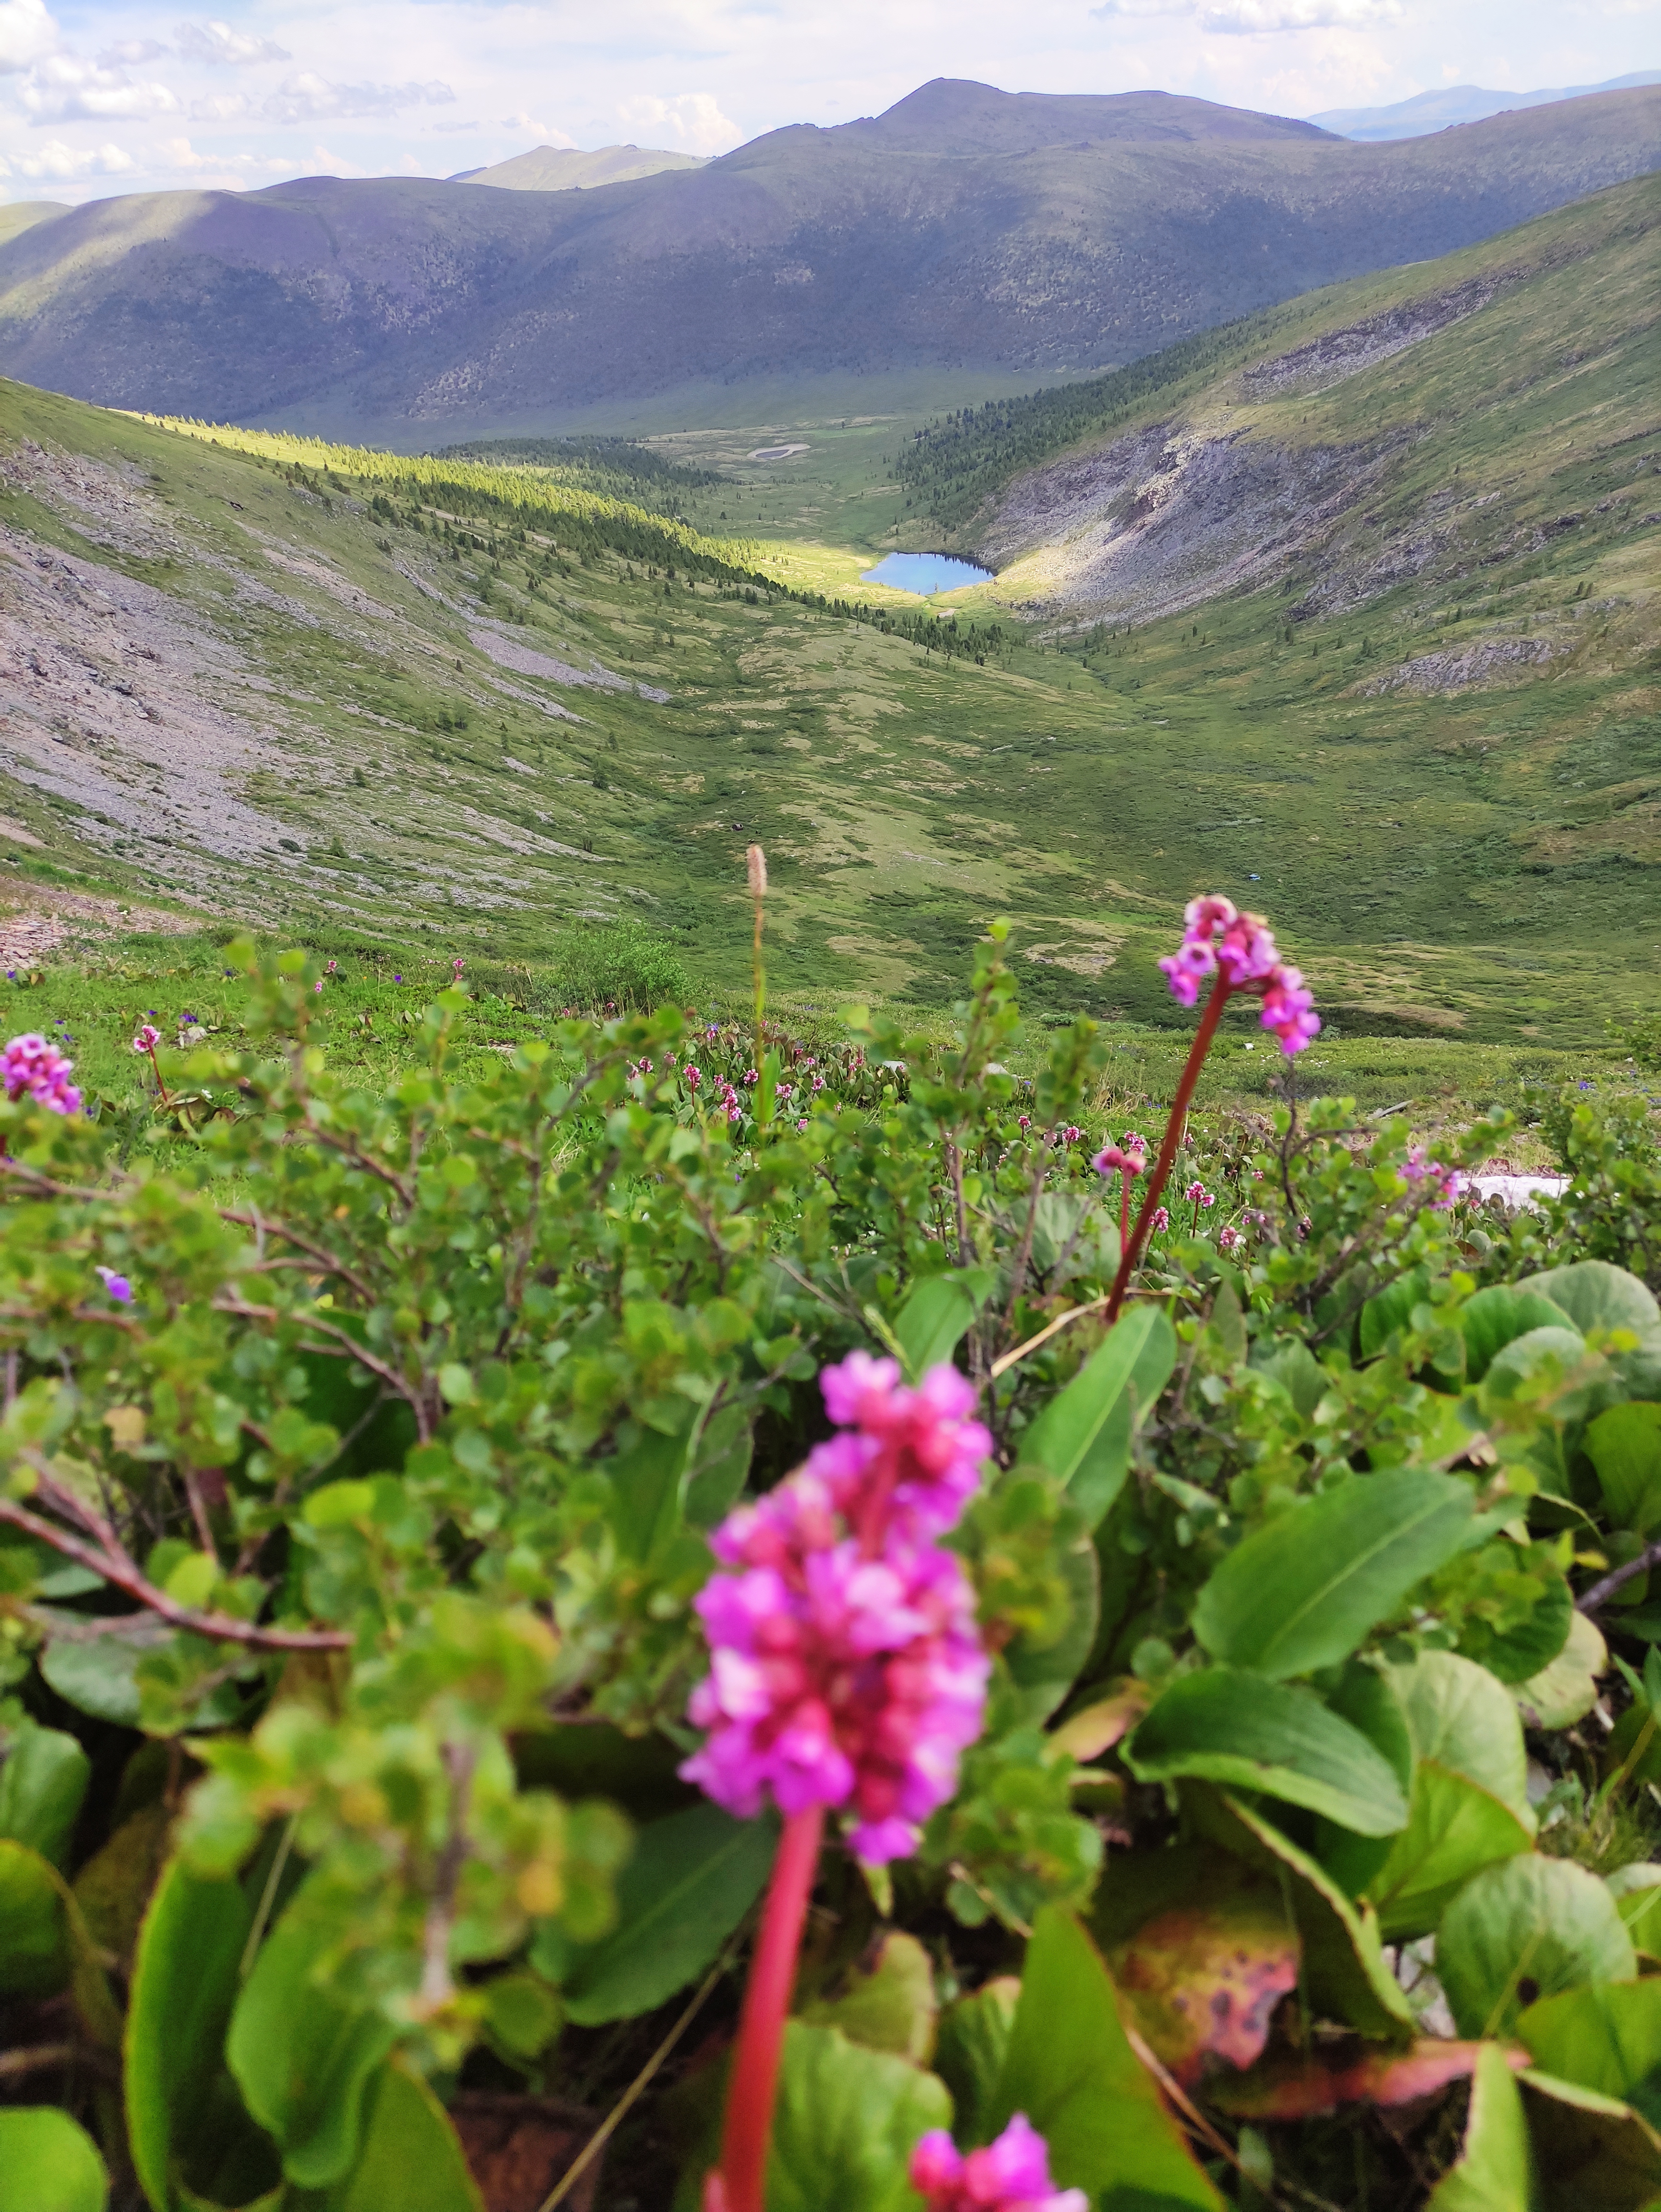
[0, 176, 1654, 1062]
[0, 78, 1656, 438]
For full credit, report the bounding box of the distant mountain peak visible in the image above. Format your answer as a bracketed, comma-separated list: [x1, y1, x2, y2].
[1311, 70, 1661, 141]
[456, 144, 708, 192]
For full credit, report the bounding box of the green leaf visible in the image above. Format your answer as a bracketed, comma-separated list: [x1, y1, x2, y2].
[1019, 1305, 1174, 1529]
[324, 2061, 483, 2212]
[482, 1971, 560, 2059]
[1587, 1405, 1661, 1537]
[1438, 1858, 1637, 2039]
[1517, 2069, 1661, 2212]
[1392, 1650, 1536, 1825]
[684, 1403, 753, 1530]
[1461, 1287, 1575, 1385]
[1185, 1790, 1414, 2039]
[1517, 1613, 1609, 1732]
[763, 2022, 951, 2212]
[1427, 2042, 1539, 2211]
[893, 1273, 979, 1382]
[1352, 1762, 1535, 1943]
[1124, 1668, 1410, 1836]
[1607, 1865, 1661, 1955]
[1518, 1980, 1661, 2104]
[0, 1836, 71, 2000]
[1192, 1470, 1473, 1681]
[559, 1802, 776, 2027]
[1003, 1534, 1099, 1723]
[0, 2107, 109, 2212]
[227, 1884, 399, 2189]
[802, 1932, 937, 2064]
[1250, 1339, 1328, 1421]
[1529, 1261, 1661, 1348]
[126, 1856, 279, 2212]
[986, 1904, 1222, 2210]
[1360, 1268, 1431, 1359]
[41, 1616, 239, 1731]
[608, 1416, 694, 1564]
[0, 1718, 90, 1867]
[933, 1977, 1020, 2149]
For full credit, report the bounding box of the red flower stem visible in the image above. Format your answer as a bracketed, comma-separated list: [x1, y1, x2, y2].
[1105, 975, 1231, 1322]
[1119, 1172, 1132, 1251]
[715, 1803, 825, 2212]
[146, 1043, 171, 1106]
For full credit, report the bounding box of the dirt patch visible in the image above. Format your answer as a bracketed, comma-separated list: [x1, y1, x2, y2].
[0, 883, 201, 968]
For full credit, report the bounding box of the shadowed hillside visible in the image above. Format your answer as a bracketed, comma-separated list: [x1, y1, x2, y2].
[0, 78, 1656, 439]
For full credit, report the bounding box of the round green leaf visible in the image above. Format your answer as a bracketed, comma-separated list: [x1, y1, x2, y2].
[1390, 1651, 1534, 1825]
[1462, 1285, 1580, 1385]
[764, 2023, 952, 2212]
[1516, 1613, 1608, 1733]
[1438, 1857, 1636, 2039]
[0, 2108, 108, 2212]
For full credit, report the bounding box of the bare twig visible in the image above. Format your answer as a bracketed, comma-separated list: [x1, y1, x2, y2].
[0, 1495, 349, 1650]
[1579, 1539, 1661, 1615]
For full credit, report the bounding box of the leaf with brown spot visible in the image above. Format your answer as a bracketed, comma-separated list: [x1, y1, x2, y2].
[1105, 1860, 1300, 2086]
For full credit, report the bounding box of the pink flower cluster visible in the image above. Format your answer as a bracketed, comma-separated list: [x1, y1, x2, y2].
[0, 1034, 81, 1116]
[910, 2115, 1086, 2212]
[1158, 896, 1319, 1055]
[1404, 1146, 1463, 1209]
[681, 1354, 992, 1864]
[1093, 1133, 1147, 1179]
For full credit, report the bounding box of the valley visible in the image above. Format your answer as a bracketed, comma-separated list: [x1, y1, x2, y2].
[0, 169, 1654, 1080]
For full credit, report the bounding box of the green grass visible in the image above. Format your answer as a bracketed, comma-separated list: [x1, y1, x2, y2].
[7, 926, 1624, 1162]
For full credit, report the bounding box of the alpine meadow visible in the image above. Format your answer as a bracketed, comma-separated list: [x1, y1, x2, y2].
[0, 55, 1659, 2212]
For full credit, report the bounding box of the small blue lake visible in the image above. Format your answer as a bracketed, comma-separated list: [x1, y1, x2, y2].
[860, 552, 993, 596]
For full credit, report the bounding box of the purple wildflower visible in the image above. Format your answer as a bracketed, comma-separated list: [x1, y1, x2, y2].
[94, 1266, 132, 1303]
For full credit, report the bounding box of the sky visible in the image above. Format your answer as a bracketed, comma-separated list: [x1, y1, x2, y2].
[0, 0, 1655, 204]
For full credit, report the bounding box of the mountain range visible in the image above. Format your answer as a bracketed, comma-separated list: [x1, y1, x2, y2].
[0, 76, 1656, 441]
[1310, 70, 1661, 142]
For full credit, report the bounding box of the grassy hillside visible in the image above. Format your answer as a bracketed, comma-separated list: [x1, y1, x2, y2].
[0, 81, 1656, 438]
[0, 195, 1654, 1073]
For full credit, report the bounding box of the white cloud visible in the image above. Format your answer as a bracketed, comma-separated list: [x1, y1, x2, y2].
[262, 72, 456, 124]
[0, 0, 56, 73]
[1202, 0, 1401, 29]
[1093, 0, 1399, 22]
[616, 90, 739, 155]
[500, 110, 570, 146]
[98, 37, 168, 67]
[175, 20, 291, 66]
[10, 135, 137, 177]
[21, 52, 180, 122]
[189, 89, 252, 120]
